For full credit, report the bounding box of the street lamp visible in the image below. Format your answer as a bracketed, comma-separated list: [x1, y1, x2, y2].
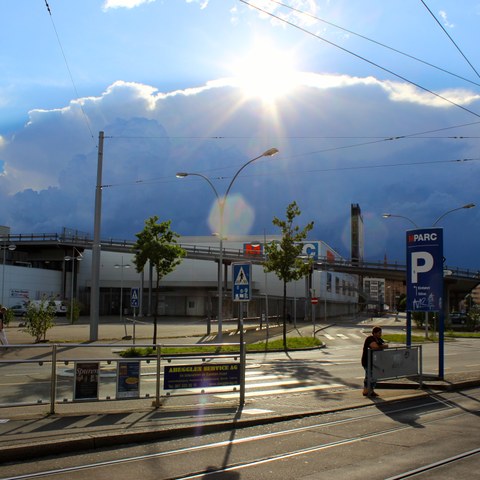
[176, 147, 279, 340]
[115, 257, 131, 339]
[381, 213, 419, 228]
[1, 243, 16, 306]
[382, 203, 475, 228]
[64, 248, 83, 323]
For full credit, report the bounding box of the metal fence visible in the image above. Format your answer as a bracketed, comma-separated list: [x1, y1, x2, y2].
[0, 342, 246, 414]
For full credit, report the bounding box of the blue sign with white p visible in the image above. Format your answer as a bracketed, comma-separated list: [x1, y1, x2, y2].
[406, 228, 443, 312]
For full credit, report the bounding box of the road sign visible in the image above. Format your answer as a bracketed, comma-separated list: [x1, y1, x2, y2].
[311, 297, 318, 305]
[130, 288, 139, 308]
[406, 228, 443, 312]
[232, 263, 252, 302]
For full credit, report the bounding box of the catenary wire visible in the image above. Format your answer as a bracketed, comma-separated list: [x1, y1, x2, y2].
[419, 0, 480, 80]
[239, 0, 480, 119]
[43, 0, 95, 143]
[268, 0, 480, 88]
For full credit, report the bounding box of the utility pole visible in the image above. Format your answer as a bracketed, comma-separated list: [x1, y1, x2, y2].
[90, 131, 104, 341]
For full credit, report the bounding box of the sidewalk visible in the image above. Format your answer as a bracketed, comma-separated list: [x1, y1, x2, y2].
[1, 315, 479, 464]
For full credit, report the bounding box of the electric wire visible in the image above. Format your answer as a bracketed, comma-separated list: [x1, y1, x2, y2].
[239, 0, 480, 119]
[43, 0, 95, 143]
[420, 0, 480, 80]
[268, 0, 480, 88]
[101, 155, 479, 189]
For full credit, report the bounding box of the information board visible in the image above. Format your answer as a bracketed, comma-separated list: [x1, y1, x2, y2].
[371, 347, 419, 380]
[74, 362, 99, 401]
[117, 361, 140, 399]
[164, 363, 240, 390]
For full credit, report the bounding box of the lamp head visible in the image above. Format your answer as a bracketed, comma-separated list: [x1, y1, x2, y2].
[382, 213, 392, 218]
[262, 148, 279, 157]
[176, 172, 189, 178]
[463, 203, 475, 209]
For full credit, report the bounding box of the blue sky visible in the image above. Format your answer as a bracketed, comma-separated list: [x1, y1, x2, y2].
[1, 0, 480, 269]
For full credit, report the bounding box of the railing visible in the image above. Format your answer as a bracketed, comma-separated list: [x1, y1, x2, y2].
[3, 233, 479, 281]
[0, 342, 246, 413]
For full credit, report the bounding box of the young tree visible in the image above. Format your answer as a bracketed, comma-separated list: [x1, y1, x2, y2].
[132, 216, 186, 344]
[263, 201, 314, 350]
[23, 298, 56, 343]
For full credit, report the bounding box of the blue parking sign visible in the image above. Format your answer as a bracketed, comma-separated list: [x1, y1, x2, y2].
[406, 228, 443, 312]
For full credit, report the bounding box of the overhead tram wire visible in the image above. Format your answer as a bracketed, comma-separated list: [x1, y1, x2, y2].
[420, 0, 480, 80]
[239, 0, 480, 119]
[268, 0, 480, 88]
[43, 0, 95, 143]
[100, 155, 479, 189]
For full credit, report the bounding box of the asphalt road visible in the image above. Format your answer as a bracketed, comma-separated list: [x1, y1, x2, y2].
[3, 387, 480, 480]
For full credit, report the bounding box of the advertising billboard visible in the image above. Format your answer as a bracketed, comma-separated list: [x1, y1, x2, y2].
[406, 228, 443, 312]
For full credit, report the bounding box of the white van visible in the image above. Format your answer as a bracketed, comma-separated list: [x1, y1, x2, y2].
[29, 299, 67, 316]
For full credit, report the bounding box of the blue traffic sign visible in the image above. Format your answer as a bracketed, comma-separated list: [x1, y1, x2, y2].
[232, 263, 252, 302]
[130, 288, 139, 308]
[406, 228, 443, 312]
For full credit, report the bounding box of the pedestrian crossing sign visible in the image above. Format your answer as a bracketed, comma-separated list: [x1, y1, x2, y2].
[232, 262, 252, 302]
[130, 288, 139, 308]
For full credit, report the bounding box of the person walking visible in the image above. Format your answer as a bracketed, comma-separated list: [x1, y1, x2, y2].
[361, 326, 388, 397]
[0, 307, 9, 347]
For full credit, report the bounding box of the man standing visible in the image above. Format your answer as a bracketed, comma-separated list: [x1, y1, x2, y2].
[361, 326, 388, 397]
[0, 307, 9, 347]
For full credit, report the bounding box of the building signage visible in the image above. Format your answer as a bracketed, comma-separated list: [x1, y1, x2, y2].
[406, 228, 443, 312]
[164, 363, 240, 390]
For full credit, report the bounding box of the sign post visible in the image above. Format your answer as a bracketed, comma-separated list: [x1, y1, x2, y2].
[131, 288, 139, 344]
[232, 262, 251, 406]
[406, 228, 444, 378]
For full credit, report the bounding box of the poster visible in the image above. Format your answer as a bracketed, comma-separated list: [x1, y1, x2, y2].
[74, 362, 99, 401]
[117, 361, 140, 399]
[164, 363, 240, 390]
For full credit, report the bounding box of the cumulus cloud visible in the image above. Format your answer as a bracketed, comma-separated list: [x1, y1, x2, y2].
[0, 73, 479, 267]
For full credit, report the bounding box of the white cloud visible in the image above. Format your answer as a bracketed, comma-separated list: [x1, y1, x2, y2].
[103, 0, 154, 10]
[1, 73, 479, 266]
[439, 10, 455, 28]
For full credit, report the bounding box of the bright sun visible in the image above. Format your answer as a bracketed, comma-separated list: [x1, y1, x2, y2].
[229, 40, 300, 102]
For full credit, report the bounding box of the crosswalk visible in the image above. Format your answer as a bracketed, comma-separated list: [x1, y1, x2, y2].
[181, 369, 345, 399]
[321, 332, 362, 341]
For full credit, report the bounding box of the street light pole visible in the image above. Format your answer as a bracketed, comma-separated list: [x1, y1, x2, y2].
[1, 242, 16, 306]
[64, 248, 83, 323]
[115, 257, 131, 339]
[176, 147, 279, 341]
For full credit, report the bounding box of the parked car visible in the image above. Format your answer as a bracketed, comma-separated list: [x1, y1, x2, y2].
[10, 303, 27, 316]
[449, 312, 468, 325]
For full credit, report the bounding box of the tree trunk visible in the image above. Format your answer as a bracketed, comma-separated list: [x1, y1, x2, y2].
[283, 280, 287, 351]
[152, 275, 159, 344]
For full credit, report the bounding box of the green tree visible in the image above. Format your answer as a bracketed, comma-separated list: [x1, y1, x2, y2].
[23, 298, 56, 343]
[263, 201, 314, 350]
[132, 216, 186, 344]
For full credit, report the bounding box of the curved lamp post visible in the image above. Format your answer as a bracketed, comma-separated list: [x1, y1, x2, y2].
[382, 203, 475, 228]
[1, 243, 16, 306]
[65, 248, 83, 323]
[177, 147, 279, 340]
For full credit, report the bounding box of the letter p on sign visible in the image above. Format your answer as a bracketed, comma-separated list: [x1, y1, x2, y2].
[411, 251, 434, 283]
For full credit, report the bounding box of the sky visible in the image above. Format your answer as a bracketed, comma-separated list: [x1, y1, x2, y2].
[1, 0, 480, 270]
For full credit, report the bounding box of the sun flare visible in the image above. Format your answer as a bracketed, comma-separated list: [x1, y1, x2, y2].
[230, 40, 300, 102]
